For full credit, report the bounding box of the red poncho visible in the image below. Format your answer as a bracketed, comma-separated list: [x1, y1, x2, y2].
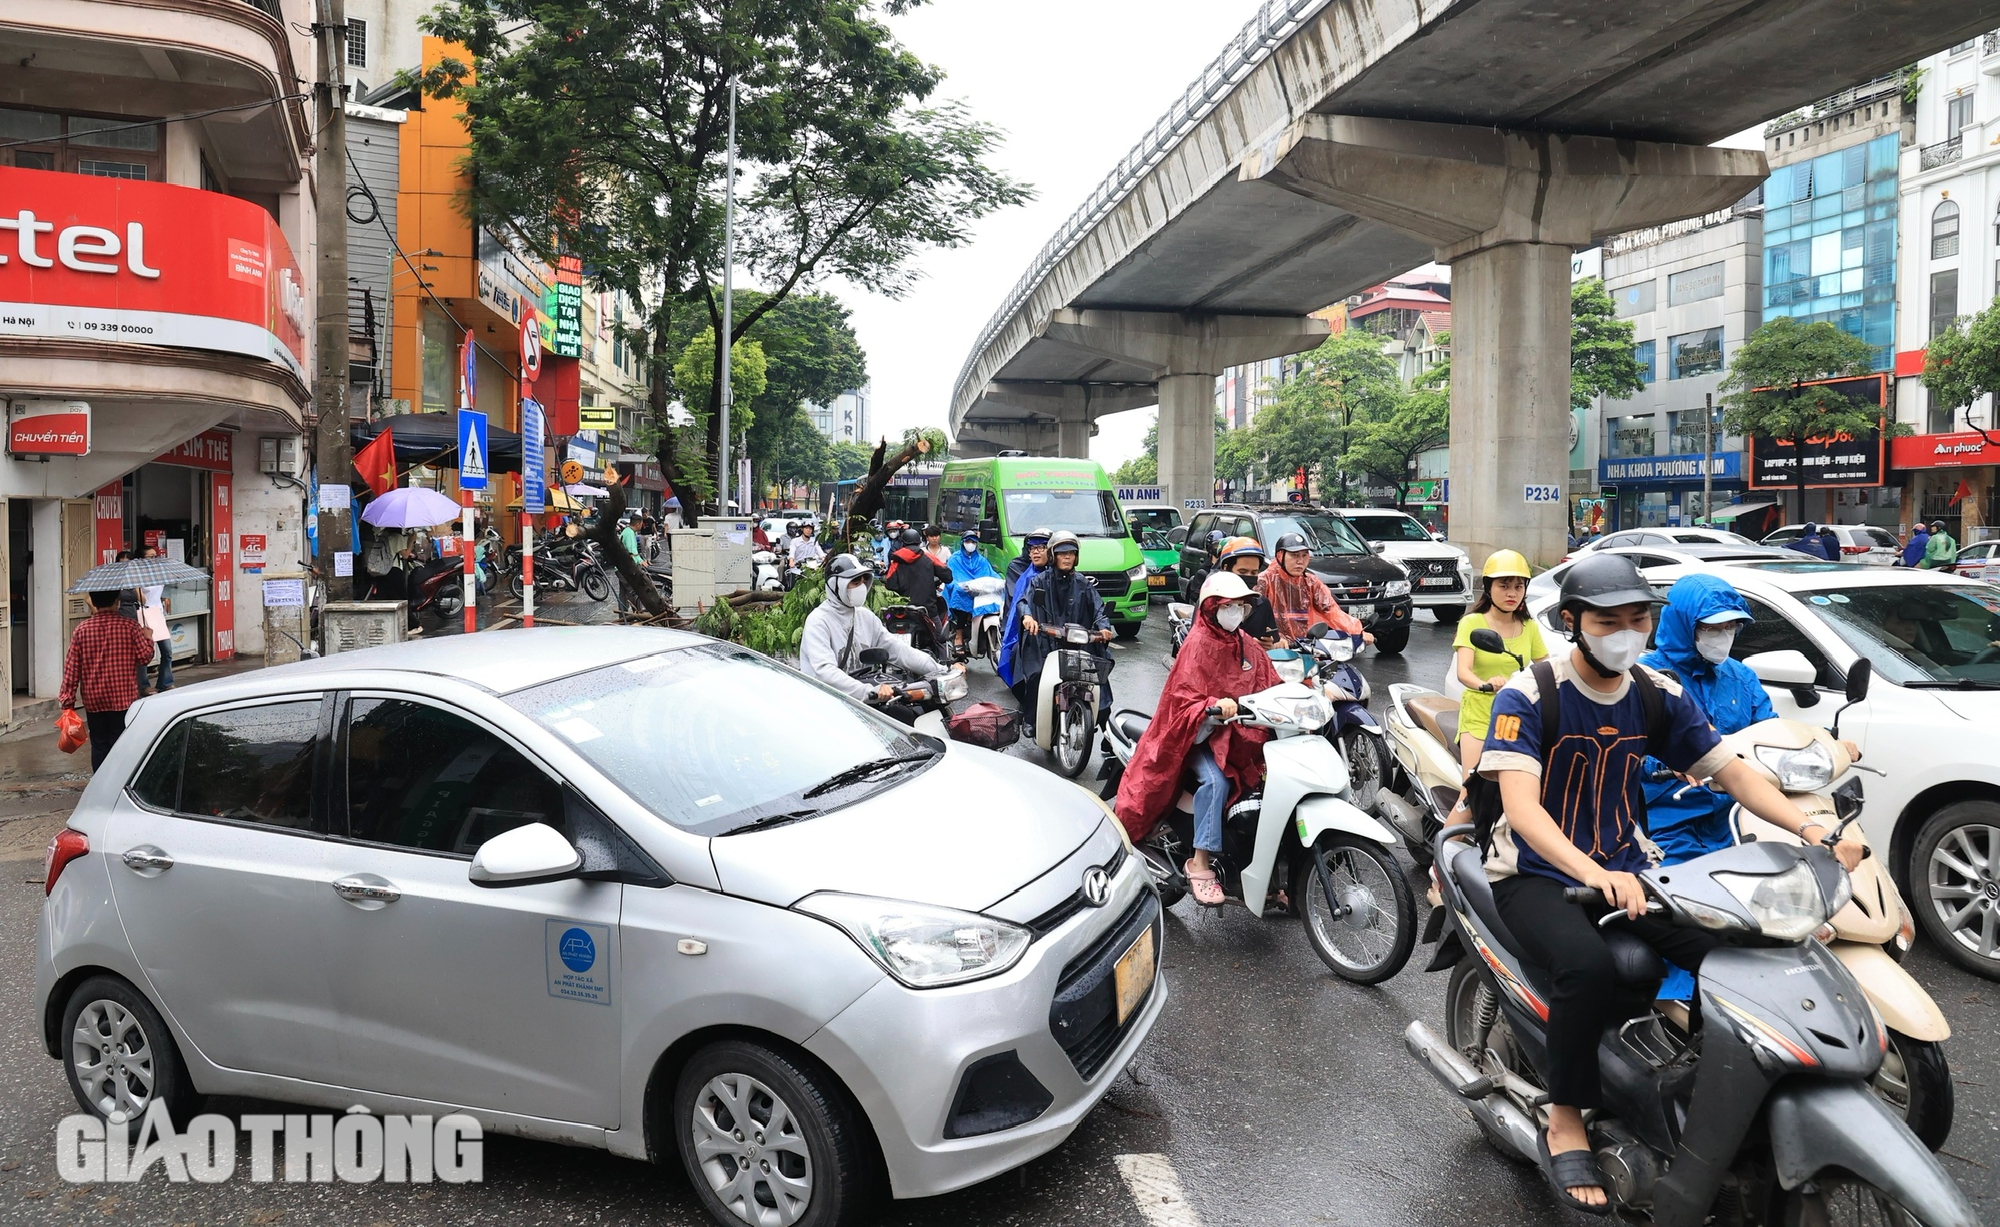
[1114, 597, 1279, 842]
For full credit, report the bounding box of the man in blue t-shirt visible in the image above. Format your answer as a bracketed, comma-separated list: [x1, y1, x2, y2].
[1477, 553, 1864, 1214]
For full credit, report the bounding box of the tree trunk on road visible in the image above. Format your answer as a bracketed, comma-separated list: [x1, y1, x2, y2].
[588, 484, 670, 616]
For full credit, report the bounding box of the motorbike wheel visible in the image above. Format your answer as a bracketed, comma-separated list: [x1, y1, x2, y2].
[508, 572, 525, 599]
[1777, 1175, 1935, 1226]
[1341, 730, 1387, 816]
[1138, 833, 1188, 911]
[579, 566, 611, 602]
[438, 586, 464, 619]
[1294, 834, 1415, 984]
[1443, 960, 1537, 1164]
[1052, 697, 1092, 779]
[1873, 1030, 1953, 1152]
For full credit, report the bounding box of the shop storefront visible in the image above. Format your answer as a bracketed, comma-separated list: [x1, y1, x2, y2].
[1889, 431, 2000, 542]
[1744, 375, 1891, 531]
[1598, 451, 1747, 530]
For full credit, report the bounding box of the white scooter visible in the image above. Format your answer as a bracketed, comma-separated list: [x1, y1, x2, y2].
[958, 574, 1006, 666]
[1100, 681, 1418, 983]
[1033, 623, 1108, 779]
[751, 548, 785, 593]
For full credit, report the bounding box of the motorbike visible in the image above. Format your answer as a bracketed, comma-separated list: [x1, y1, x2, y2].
[1409, 817, 1977, 1227]
[848, 646, 968, 739]
[1099, 681, 1418, 983]
[1165, 601, 1193, 659]
[366, 555, 462, 629]
[1376, 626, 1520, 867]
[752, 548, 785, 593]
[1271, 625, 1391, 817]
[1032, 623, 1110, 779]
[956, 574, 1006, 667]
[881, 603, 957, 666]
[509, 540, 610, 602]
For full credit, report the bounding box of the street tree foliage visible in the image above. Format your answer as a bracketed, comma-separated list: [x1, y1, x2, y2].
[1341, 385, 1449, 505]
[1720, 318, 1883, 512]
[1923, 299, 2000, 424]
[418, 0, 1029, 523]
[901, 425, 951, 460]
[830, 440, 875, 481]
[1569, 278, 1646, 410]
[1257, 331, 1400, 503]
[1112, 416, 1159, 485]
[673, 330, 770, 434]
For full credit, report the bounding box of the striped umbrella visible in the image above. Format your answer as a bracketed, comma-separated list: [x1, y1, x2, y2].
[67, 556, 211, 593]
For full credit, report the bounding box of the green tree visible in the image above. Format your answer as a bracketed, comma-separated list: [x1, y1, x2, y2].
[1923, 299, 2000, 429]
[1342, 386, 1450, 506]
[1112, 415, 1159, 486]
[738, 291, 867, 504]
[1720, 318, 1884, 518]
[1569, 277, 1645, 410]
[1215, 419, 1259, 491]
[419, 0, 1028, 523]
[830, 440, 874, 482]
[1255, 331, 1399, 502]
[901, 425, 951, 460]
[673, 329, 769, 435]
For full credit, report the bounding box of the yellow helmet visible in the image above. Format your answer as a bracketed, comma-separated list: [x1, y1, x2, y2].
[1481, 549, 1531, 580]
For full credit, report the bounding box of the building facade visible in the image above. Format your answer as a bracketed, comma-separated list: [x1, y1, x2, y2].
[810, 385, 872, 446]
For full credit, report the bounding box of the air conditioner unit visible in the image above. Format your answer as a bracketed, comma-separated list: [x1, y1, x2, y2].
[322, 601, 408, 654]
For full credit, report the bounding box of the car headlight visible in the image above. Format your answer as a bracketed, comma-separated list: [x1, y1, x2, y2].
[1712, 862, 1829, 941]
[1754, 742, 1834, 792]
[796, 893, 1031, 988]
[1383, 579, 1411, 597]
[1127, 564, 1148, 584]
[939, 671, 969, 702]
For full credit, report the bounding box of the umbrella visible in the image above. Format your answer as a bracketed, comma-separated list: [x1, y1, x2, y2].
[350, 412, 524, 474]
[507, 487, 584, 513]
[565, 483, 609, 499]
[361, 486, 464, 529]
[67, 557, 210, 594]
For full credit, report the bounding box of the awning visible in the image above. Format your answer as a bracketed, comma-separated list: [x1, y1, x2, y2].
[352, 412, 523, 474]
[1708, 501, 1776, 522]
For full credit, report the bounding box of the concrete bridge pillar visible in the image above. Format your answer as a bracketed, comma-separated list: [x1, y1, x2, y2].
[1245, 116, 1766, 567]
[1156, 375, 1217, 515]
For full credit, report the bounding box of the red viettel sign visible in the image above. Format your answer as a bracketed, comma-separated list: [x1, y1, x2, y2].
[156, 428, 232, 471]
[1890, 431, 2000, 470]
[0, 166, 306, 379]
[8, 398, 89, 456]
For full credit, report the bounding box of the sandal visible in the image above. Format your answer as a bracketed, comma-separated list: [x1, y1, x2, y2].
[1536, 1129, 1611, 1217]
[1184, 860, 1225, 907]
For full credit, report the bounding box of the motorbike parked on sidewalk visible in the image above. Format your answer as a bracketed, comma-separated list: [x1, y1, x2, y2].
[1408, 819, 1977, 1227]
[1099, 681, 1417, 983]
[509, 539, 610, 602]
[1032, 623, 1110, 779]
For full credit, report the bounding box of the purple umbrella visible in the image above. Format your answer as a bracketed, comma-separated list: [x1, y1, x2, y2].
[361, 486, 464, 529]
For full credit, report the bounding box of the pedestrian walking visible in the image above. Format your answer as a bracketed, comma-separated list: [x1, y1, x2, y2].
[137, 546, 175, 694]
[59, 588, 158, 769]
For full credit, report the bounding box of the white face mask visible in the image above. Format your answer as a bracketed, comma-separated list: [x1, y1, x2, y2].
[1215, 604, 1246, 632]
[1695, 625, 1737, 664]
[841, 583, 870, 608]
[1581, 627, 1648, 673]
[963, 541, 977, 554]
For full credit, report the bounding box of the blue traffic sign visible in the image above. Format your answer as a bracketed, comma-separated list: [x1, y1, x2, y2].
[520, 399, 546, 513]
[458, 408, 489, 491]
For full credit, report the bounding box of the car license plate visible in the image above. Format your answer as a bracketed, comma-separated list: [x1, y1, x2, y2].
[1347, 603, 1373, 619]
[1113, 926, 1156, 1025]
[1147, 575, 1166, 588]
[1418, 577, 1454, 587]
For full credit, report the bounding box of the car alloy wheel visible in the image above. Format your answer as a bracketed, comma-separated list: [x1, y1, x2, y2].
[691, 1072, 814, 1226]
[1913, 802, 2000, 979]
[70, 998, 157, 1122]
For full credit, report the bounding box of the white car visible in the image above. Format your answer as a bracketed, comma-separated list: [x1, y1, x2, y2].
[1567, 526, 1761, 559]
[1552, 557, 2000, 981]
[1760, 523, 1903, 566]
[1526, 544, 1790, 622]
[1950, 539, 2000, 581]
[1338, 508, 1472, 622]
[34, 630, 1162, 1225]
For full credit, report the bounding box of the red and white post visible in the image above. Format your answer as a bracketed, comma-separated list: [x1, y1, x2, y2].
[462, 490, 477, 635]
[522, 519, 535, 628]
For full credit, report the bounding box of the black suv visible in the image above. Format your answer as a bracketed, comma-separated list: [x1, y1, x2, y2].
[1176, 504, 1415, 654]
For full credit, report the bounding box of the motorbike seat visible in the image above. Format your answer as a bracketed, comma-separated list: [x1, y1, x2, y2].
[1407, 693, 1460, 749]
[1449, 846, 1665, 993]
[1111, 709, 1152, 744]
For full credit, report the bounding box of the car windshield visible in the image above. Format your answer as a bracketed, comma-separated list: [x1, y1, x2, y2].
[1348, 514, 1433, 542]
[1801, 583, 2000, 686]
[1260, 513, 1369, 556]
[507, 645, 923, 834]
[1003, 488, 1124, 537]
[1127, 507, 1179, 540]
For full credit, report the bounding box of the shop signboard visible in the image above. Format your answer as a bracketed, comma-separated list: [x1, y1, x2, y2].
[155, 428, 232, 471]
[578, 404, 617, 432]
[0, 166, 305, 378]
[8, 398, 90, 457]
[550, 257, 583, 359]
[1745, 375, 1888, 490]
[1598, 451, 1743, 484]
[1889, 431, 2000, 470]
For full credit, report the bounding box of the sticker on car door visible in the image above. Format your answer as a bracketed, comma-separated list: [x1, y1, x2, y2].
[546, 919, 613, 1006]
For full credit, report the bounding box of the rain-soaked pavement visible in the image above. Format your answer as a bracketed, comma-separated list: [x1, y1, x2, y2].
[1, 603, 1996, 1225]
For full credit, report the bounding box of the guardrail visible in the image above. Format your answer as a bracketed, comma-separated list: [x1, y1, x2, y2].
[951, 0, 1336, 410]
[1921, 134, 1963, 171]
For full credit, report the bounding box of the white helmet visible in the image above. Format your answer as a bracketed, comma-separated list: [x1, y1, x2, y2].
[1198, 571, 1254, 603]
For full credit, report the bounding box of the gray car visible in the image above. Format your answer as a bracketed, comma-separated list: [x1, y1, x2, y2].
[34, 628, 1162, 1226]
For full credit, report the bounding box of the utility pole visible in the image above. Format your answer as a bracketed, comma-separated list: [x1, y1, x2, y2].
[1701, 392, 1715, 527]
[313, 0, 353, 598]
[718, 74, 738, 516]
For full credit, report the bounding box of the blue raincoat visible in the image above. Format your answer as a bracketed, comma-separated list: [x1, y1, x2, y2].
[1901, 526, 1930, 567]
[995, 563, 1045, 686]
[944, 537, 1000, 614]
[1638, 572, 1775, 998]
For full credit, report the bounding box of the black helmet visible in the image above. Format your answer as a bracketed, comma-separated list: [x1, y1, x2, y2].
[1554, 553, 1661, 622]
[1049, 530, 1081, 557]
[897, 527, 922, 547]
[1274, 532, 1310, 555]
[823, 553, 873, 594]
[1203, 529, 1227, 555]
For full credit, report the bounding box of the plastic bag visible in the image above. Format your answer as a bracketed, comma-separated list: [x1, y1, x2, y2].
[56, 707, 86, 755]
[946, 701, 1020, 749]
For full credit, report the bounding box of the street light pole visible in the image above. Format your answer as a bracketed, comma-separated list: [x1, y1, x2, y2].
[1702, 392, 1714, 526]
[717, 74, 738, 516]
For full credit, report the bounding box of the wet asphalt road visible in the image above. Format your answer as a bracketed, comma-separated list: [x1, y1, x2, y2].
[1, 604, 1997, 1225]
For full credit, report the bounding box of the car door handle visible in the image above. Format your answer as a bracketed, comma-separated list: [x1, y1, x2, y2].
[331, 876, 401, 906]
[121, 846, 173, 875]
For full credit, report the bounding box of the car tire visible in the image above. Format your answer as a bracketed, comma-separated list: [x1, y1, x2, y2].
[1431, 604, 1466, 625]
[675, 1040, 875, 1227]
[1373, 625, 1410, 656]
[1910, 800, 2000, 980]
[62, 975, 201, 1127]
[1113, 620, 1142, 640]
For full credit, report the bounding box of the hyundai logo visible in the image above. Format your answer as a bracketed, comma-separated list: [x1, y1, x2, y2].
[1081, 867, 1111, 908]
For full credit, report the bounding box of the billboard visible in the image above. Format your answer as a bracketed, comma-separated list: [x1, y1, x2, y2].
[1745, 374, 1887, 490]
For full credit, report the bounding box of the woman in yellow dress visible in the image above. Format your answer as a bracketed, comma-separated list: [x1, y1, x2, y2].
[1452, 550, 1547, 805]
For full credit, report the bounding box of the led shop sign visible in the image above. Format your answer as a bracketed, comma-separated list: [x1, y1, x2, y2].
[0, 166, 305, 378]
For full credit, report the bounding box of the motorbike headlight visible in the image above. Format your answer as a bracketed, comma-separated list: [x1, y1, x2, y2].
[1127, 564, 1148, 584]
[1671, 896, 1752, 932]
[1256, 691, 1331, 730]
[939, 671, 969, 702]
[1271, 654, 1307, 684]
[1754, 742, 1834, 792]
[1383, 579, 1411, 597]
[1711, 862, 1829, 941]
[795, 893, 1031, 988]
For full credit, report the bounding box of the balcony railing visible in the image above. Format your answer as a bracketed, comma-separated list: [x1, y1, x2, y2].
[1984, 31, 1999, 55]
[1921, 134, 1963, 171]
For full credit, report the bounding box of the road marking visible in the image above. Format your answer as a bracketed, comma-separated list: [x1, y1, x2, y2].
[1116, 1153, 1202, 1226]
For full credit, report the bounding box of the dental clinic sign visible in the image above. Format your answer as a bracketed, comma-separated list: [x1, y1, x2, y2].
[0, 166, 306, 380]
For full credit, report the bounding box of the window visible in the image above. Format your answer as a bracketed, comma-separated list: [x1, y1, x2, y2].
[1610, 416, 1656, 458]
[1734, 597, 1836, 688]
[1634, 339, 1656, 385]
[200, 153, 221, 193]
[1933, 200, 1961, 260]
[170, 700, 324, 831]
[345, 17, 368, 68]
[1927, 387, 1958, 434]
[1001, 488, 1123, 537]
[343, 697, 562, 854]
[1931, 269, 1960, 340]
[1667, 262, 1725, 306]
[1947, 93, 1974, 138]
[1667, 328, 1724, 379]
[1614, 281, 1656, 317]
[129, 721, 189, 811]
[940, 486, 983, 535]
[0, 107, 161, 179]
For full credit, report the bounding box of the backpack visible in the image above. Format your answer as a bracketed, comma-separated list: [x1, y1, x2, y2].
[1464, 659, 1671, 857]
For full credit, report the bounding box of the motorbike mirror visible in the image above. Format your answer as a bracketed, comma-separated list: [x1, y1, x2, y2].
[1468, 628, 1507, 654]
[1844, 657, 1872, 704]
[1309, 623, 1331, 639]
[857, 647, 890, 667]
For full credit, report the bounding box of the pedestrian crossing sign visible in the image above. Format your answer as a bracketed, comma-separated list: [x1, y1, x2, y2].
[459, 409, 489, 490]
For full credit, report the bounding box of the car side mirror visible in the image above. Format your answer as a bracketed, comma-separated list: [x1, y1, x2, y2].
[1370, 542, 1386, 554]
[1743, 649, 1816, 688]
[470, 823, 582, 888]
[978, 519, 999, 539]
[858, 647, 890, 666]
[1167, 526, 1187, 546]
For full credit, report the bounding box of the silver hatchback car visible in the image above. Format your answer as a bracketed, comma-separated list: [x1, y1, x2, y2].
[35, 628, 1162, 1226]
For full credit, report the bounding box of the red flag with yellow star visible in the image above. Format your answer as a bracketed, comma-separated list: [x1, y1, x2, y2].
[354, 427, 397, 497]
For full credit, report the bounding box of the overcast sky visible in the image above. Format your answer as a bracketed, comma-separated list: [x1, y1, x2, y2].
[832, 0, 1768, 473]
